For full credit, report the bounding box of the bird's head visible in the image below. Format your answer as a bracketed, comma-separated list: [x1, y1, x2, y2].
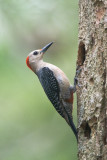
[26, 42, 53, 71]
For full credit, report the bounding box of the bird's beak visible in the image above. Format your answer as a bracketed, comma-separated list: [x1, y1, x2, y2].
[41, 42, 53, 53]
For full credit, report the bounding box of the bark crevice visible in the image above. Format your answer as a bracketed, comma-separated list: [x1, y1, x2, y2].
[77, 41, 86, 66]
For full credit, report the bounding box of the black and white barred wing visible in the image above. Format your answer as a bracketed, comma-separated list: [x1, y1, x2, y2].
[37, 67, 64, 118]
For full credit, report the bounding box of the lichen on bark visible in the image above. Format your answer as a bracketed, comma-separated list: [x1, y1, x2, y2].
[77, 0, 107, 159]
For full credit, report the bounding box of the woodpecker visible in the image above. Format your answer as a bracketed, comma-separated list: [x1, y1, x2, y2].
[26, 42, 78, 140]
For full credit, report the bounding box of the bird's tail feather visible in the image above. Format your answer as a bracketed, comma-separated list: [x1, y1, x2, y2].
[64, 108, 78, 140]
[68, 115, 78, 140]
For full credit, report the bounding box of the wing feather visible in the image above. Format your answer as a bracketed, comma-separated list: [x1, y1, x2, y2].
[37, 67, 64, 117]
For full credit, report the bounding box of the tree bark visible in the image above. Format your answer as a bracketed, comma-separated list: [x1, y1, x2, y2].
[77, 0, 107, 159]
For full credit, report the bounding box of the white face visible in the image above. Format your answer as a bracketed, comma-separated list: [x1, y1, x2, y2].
[28, 49, 44, 64]
[26, 42, 53, 71]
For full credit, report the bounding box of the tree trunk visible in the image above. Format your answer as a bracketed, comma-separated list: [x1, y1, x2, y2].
[77, 0, 107, 159]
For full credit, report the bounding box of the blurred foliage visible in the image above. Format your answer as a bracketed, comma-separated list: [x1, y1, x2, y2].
[0, 0, 78, 160]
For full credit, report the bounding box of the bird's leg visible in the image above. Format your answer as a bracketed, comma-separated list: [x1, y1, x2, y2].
[70, 66, 82, 93]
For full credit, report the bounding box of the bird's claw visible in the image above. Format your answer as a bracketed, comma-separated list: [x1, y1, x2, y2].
[74, 66, 82, 88]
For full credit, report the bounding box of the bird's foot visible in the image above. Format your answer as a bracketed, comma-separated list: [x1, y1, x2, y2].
[70, 66, 82, 93]
[74, 66, 82, 88]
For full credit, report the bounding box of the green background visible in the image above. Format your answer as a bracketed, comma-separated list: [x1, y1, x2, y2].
[0, 0, 78, 159]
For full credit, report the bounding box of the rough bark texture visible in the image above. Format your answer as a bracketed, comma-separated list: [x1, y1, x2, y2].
[77, 0, 107, 159]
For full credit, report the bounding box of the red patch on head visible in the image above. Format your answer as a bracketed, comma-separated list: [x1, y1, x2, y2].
[26, 56, 32, 71]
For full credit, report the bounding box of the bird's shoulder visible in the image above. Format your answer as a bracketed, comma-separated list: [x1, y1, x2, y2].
[37, 64, 71, 93]
[37, 67, 59, 89]
[45, 64, 70, 86]
[37, 66, 55, 78]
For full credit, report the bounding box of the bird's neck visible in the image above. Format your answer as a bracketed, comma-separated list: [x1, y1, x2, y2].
[31, 59, 46, 73]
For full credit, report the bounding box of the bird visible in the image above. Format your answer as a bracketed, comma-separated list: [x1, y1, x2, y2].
[26, 42, 78, 140]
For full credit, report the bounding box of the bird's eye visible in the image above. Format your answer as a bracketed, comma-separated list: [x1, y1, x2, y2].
[33, 51, 38, 55]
